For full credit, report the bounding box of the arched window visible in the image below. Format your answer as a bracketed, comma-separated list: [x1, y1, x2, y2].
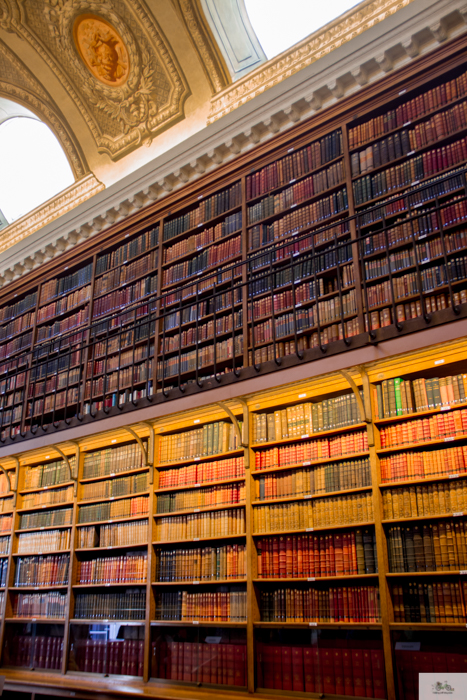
[0, 99, 74, 226]
[245, 0, 361, 58]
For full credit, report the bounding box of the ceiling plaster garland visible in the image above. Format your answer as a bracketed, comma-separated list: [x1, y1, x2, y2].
[0, 0, 465, 285]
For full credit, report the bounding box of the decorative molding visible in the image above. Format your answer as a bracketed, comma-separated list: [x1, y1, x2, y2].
[0, 0, 464, 283]
[207, 0, 417, 124]
[0, 174, 104, 256]
[171, 0, 229, 93]
[6, 0, 190, 159]
[0, 36, 89, 179]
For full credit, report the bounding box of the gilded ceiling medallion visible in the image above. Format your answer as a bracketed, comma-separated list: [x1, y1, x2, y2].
[73, 14, 130, 87]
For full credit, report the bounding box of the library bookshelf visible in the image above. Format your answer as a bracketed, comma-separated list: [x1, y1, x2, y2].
[0, 38, 467, 446]
[0, 338, 464, 700]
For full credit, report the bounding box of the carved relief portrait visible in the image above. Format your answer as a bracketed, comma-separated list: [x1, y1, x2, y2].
[73, 15, 129, 87]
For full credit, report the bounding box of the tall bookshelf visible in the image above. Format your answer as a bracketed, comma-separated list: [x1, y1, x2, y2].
[0, 39, 466, 443]
[0, 338, 464, 698]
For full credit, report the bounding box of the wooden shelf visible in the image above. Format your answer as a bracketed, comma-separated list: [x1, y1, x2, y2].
[252, 485, 372, 506]
[72, 581, 146, 588]
[251, 451, 370, 476]
[77, 489, 150, 506]
[76, 514, 149, 528]
[374, 400, 467, 424]
[389, 622, 467, 630]
[253, 574, 379, 583]
[158, 449, 244, 469]
[252, 521, 375, 536]
[79, 466, 149, 484]
[377, 432, 467, 453]
[382, 512, 465, 523]
[254, 621, 382, 629]
[151, 620, 247, 627]
[75, 542, 148, 553]
[70, 619, 145, 625]
[4, 617, 66, 624]
[251, 423, 367, 449]
[153, 534, 246, 546]
[152, 578, 247, 586]
[155, 476, 245, 494]
[380, 472, 467, 488]
[154, 501, 246, 518]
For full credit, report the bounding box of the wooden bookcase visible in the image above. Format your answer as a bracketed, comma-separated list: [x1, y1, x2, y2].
[0, 337, 464, 700]
[0, 39, 466, 445]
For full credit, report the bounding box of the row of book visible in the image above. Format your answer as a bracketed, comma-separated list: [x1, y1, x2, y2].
[0, 291, 37, 325]
[249, 189, 349, 247]
[160, 311, 243, 355]
[361, 211, 439, 256]
[158, 334, 243, 378]
[156, 484, 245, 514]
[366, 257, 467, 308]
[250, 235, 352, 274]
[82, 442, 146, 480]
[77, 553, 147, 584]
[162, 236, 241, 287]
[159, 457, 244, 490]
[387, 520, 467, 572]
[152, 640, 246, 686]
[395, 648, 467, 700]
[82, 384, 153, 415]
[77, 519, 148, 549]
[248, 278, 355, 326]
[14, 554, 70, 587]
[0, 471, 15, 495]
[161, 262, 241, 307]
[354, 138, 467, 206]
[382, 480, 467, 519]
[159, 422, 243, 464]
[257, 529, 377, 578]
[380, 408, 467, 448]
[37, 285, 91, 324]
[21, 485, 73, 510]
[440, 194, 467, 226]
[36, 307, 89, 343]
[74, 589, 146, 620]
[77, 496, 149, 524]
[96, 226, 159, 274]
[254, 458, 371, 499]
[392, 580, 466, 622]
[80, 473, 148, 502]
[380, 445, 467, 482]
[154, 590, 247, 622]
[155, 508, 245, 542]
[19, 507, 73, 531]
[374, 375, 467, 419]
[352, 130, 411, 176]
[247, 160, 345, 226]
[368, 290, 461, 327]
[11, 591, 67, 618]
[348, 69, 467, 148]
[0, 311, 34, 343]
[0, 329, 32, 360]
[163, 289, 242, 330]
[91, 343, 153, 378]
[248, 222, 348, 263]
[27, 387, 79, 418]
[0, 535, 10, 554]
[92, 275, 158, 319]
[354, 99, 467, 177]
[28, 366, 81, 399]
[16, 529, 71, 555]
[255, 434, 368, 473]
[252, 397, 364, 444]
[72, 638, 144, 677]
[368, 236, 466, 282]
[94, 251, 157, 298]
[6, 634, 64, 670]
[160, 309, 243, 354]
[163, 182, 242, 242]
[254, 492, 375, 532]
[155, 544, 246, 582]
[164, 213, 242, 264]
[257, 643, 385, 698]
[40, 263, 93, 305]
[364, 248, 418, 280]
[260, 585, 381, 622]
[246, 129, 343, 200]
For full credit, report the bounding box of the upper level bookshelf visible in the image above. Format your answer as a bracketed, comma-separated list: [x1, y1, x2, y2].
[0, 40, 467, 444]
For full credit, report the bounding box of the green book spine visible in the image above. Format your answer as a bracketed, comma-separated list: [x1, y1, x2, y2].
[431, 379, 441, 409]
[394, 377, 403, 416]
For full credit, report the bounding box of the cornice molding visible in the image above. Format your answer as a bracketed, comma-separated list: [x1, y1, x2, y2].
[207, 0, 417, 124]
[0, 174, 104, 269]
[0, 0, 465, 285]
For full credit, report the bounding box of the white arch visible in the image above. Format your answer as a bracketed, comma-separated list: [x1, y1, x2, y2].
[0, 102, 74, 225]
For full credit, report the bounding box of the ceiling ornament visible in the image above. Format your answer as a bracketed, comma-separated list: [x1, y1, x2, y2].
[0, 36, 88, 179]
[5, 0, 190, 159]
[208, 0, 417, 124]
